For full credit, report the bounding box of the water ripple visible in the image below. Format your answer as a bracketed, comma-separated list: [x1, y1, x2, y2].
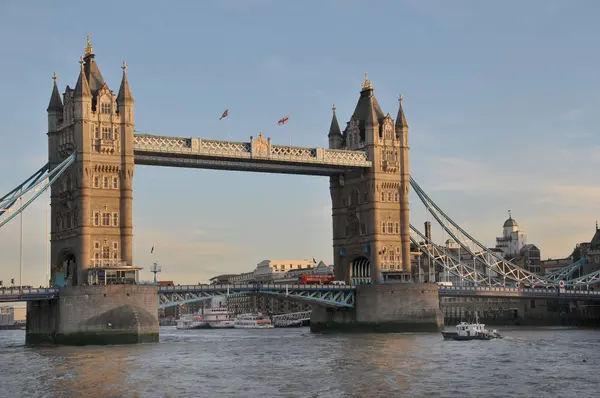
[0, 327, 598, 397]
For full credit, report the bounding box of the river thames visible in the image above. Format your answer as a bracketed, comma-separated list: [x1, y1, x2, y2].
[0, 327, 598, 397]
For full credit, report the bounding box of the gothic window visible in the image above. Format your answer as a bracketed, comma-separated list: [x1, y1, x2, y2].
[101, 103, 112, 114]
[112, 176, 119, 189]
[395, 191, 399, 201]
[390, 252, 395, 262]
[112, 241, 118, 250]
[94, 241, 100, 250]
[353, 189, 360, 206]
[112, 252, 118, 260]
[395, 223, 399, 234]
[363, 192, 368, 203]
[381, 192, 385, 202]
[94, 126, 99, 139]
[102, 127, 112, 140]
[103, 176, 110, 189]
[388, 192, 392, 201]
[102, 212, 111, 226]
[112, 212, 119, 227]
[382, 222, 386, 234]
[93, 176, 100, 188]
[102, 246, 110, 259]
[66, 212, 72, 229]
[94, 252, 101, 260]
[93, 212, 100, 226]
[388, 222, 393, 233]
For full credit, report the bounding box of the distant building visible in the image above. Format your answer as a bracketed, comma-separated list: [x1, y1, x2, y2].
[0, 307, 14, 326]
[253, 259, 316, 282]
[495, 212, 527, 259]
[209, 274, 237, 285]
[518, 244, 541, 274]
[540, 257, 571, 275]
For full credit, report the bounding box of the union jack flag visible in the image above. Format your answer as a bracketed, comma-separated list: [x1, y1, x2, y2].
[277, 115, 289, 125]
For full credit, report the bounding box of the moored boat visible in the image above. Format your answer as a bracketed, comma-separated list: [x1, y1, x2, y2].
[234, 313, 274, 329]
[176, 313, 209, 330]
[204, 306, 235, 329]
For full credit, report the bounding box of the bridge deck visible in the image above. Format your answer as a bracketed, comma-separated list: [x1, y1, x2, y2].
[1, 284, 599, 303]
[133, 134, 372, 176]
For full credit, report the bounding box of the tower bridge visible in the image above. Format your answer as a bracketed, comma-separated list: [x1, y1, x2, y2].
[1, 37, 598, 344]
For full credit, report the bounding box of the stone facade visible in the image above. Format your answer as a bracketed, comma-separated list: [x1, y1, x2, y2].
[328, 74, 411, 284]
[47, 37, 134, 287]
[310, 284, 444, 332]
[26, 285, 158, 345]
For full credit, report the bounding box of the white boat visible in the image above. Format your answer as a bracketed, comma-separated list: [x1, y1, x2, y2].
[176, 313, 208, 330]
[234, 313, 274, 329]
[441, 314, 502, 341]
[204, 306, 235, 329]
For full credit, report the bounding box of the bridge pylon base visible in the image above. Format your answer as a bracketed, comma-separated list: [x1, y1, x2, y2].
[310, 283, 443, 333]
[26, 285, 159, 346]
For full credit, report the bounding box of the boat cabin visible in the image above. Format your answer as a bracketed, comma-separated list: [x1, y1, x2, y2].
[455, 321, 486, 336]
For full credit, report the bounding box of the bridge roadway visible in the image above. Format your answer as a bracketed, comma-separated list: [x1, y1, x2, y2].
[1, 284, 600, 306]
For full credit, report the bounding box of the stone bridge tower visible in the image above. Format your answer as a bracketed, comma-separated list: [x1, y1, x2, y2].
[47, 37, 135, 287]
[329, 74, 410, 284]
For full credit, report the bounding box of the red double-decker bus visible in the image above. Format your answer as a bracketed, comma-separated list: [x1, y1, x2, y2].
[298, 273, 334, 285]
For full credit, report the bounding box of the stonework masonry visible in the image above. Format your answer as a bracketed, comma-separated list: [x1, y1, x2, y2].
[26, 285, 158, 345]
[310, 284, 444, 333]
[328, 75, 411, 285]
[47, 38, 134, 287]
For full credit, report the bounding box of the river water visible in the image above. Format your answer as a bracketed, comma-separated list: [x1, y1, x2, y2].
[0, 327, 598, 398]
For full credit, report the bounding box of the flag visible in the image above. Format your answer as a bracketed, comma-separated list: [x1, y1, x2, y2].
[219, 109, 229, 120]
[150, 246, 154, 254]
[313, 258, 317, 264]
[277, 115, 289, 125]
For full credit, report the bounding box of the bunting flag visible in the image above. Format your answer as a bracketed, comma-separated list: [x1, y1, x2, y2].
[219, 109, 229, 120]
[150, 245, 154, 254]
[277, 115, 289, 125]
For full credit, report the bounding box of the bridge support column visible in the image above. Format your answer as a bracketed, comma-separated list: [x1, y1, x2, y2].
[26, 285, 159, 345]
[310, 283, 443, 333]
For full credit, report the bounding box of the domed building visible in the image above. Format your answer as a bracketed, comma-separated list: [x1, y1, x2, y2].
[495, 212, 527, 260]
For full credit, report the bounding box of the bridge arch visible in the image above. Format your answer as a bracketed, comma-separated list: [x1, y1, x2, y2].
[55, 249, 77, 287]
[350, 256, 371, 285]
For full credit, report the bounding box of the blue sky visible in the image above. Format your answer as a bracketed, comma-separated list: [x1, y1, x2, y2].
[0, 0, 599, 286]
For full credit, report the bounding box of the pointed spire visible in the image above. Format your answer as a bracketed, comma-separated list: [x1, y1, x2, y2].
[117, 60, 134, 104]
[74, 56, 91, 97]
[47, 72, 63, 112]
[85, 34, 94, 56]
[365, 91, 379, 128]
[328, 104, 341, 137]
[395, 94, 408, 128]
[361, 72, 373, 91]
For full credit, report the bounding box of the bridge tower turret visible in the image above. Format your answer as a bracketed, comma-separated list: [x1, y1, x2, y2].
[48, 36, 135, 287]
[330, 74, 405, 284]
